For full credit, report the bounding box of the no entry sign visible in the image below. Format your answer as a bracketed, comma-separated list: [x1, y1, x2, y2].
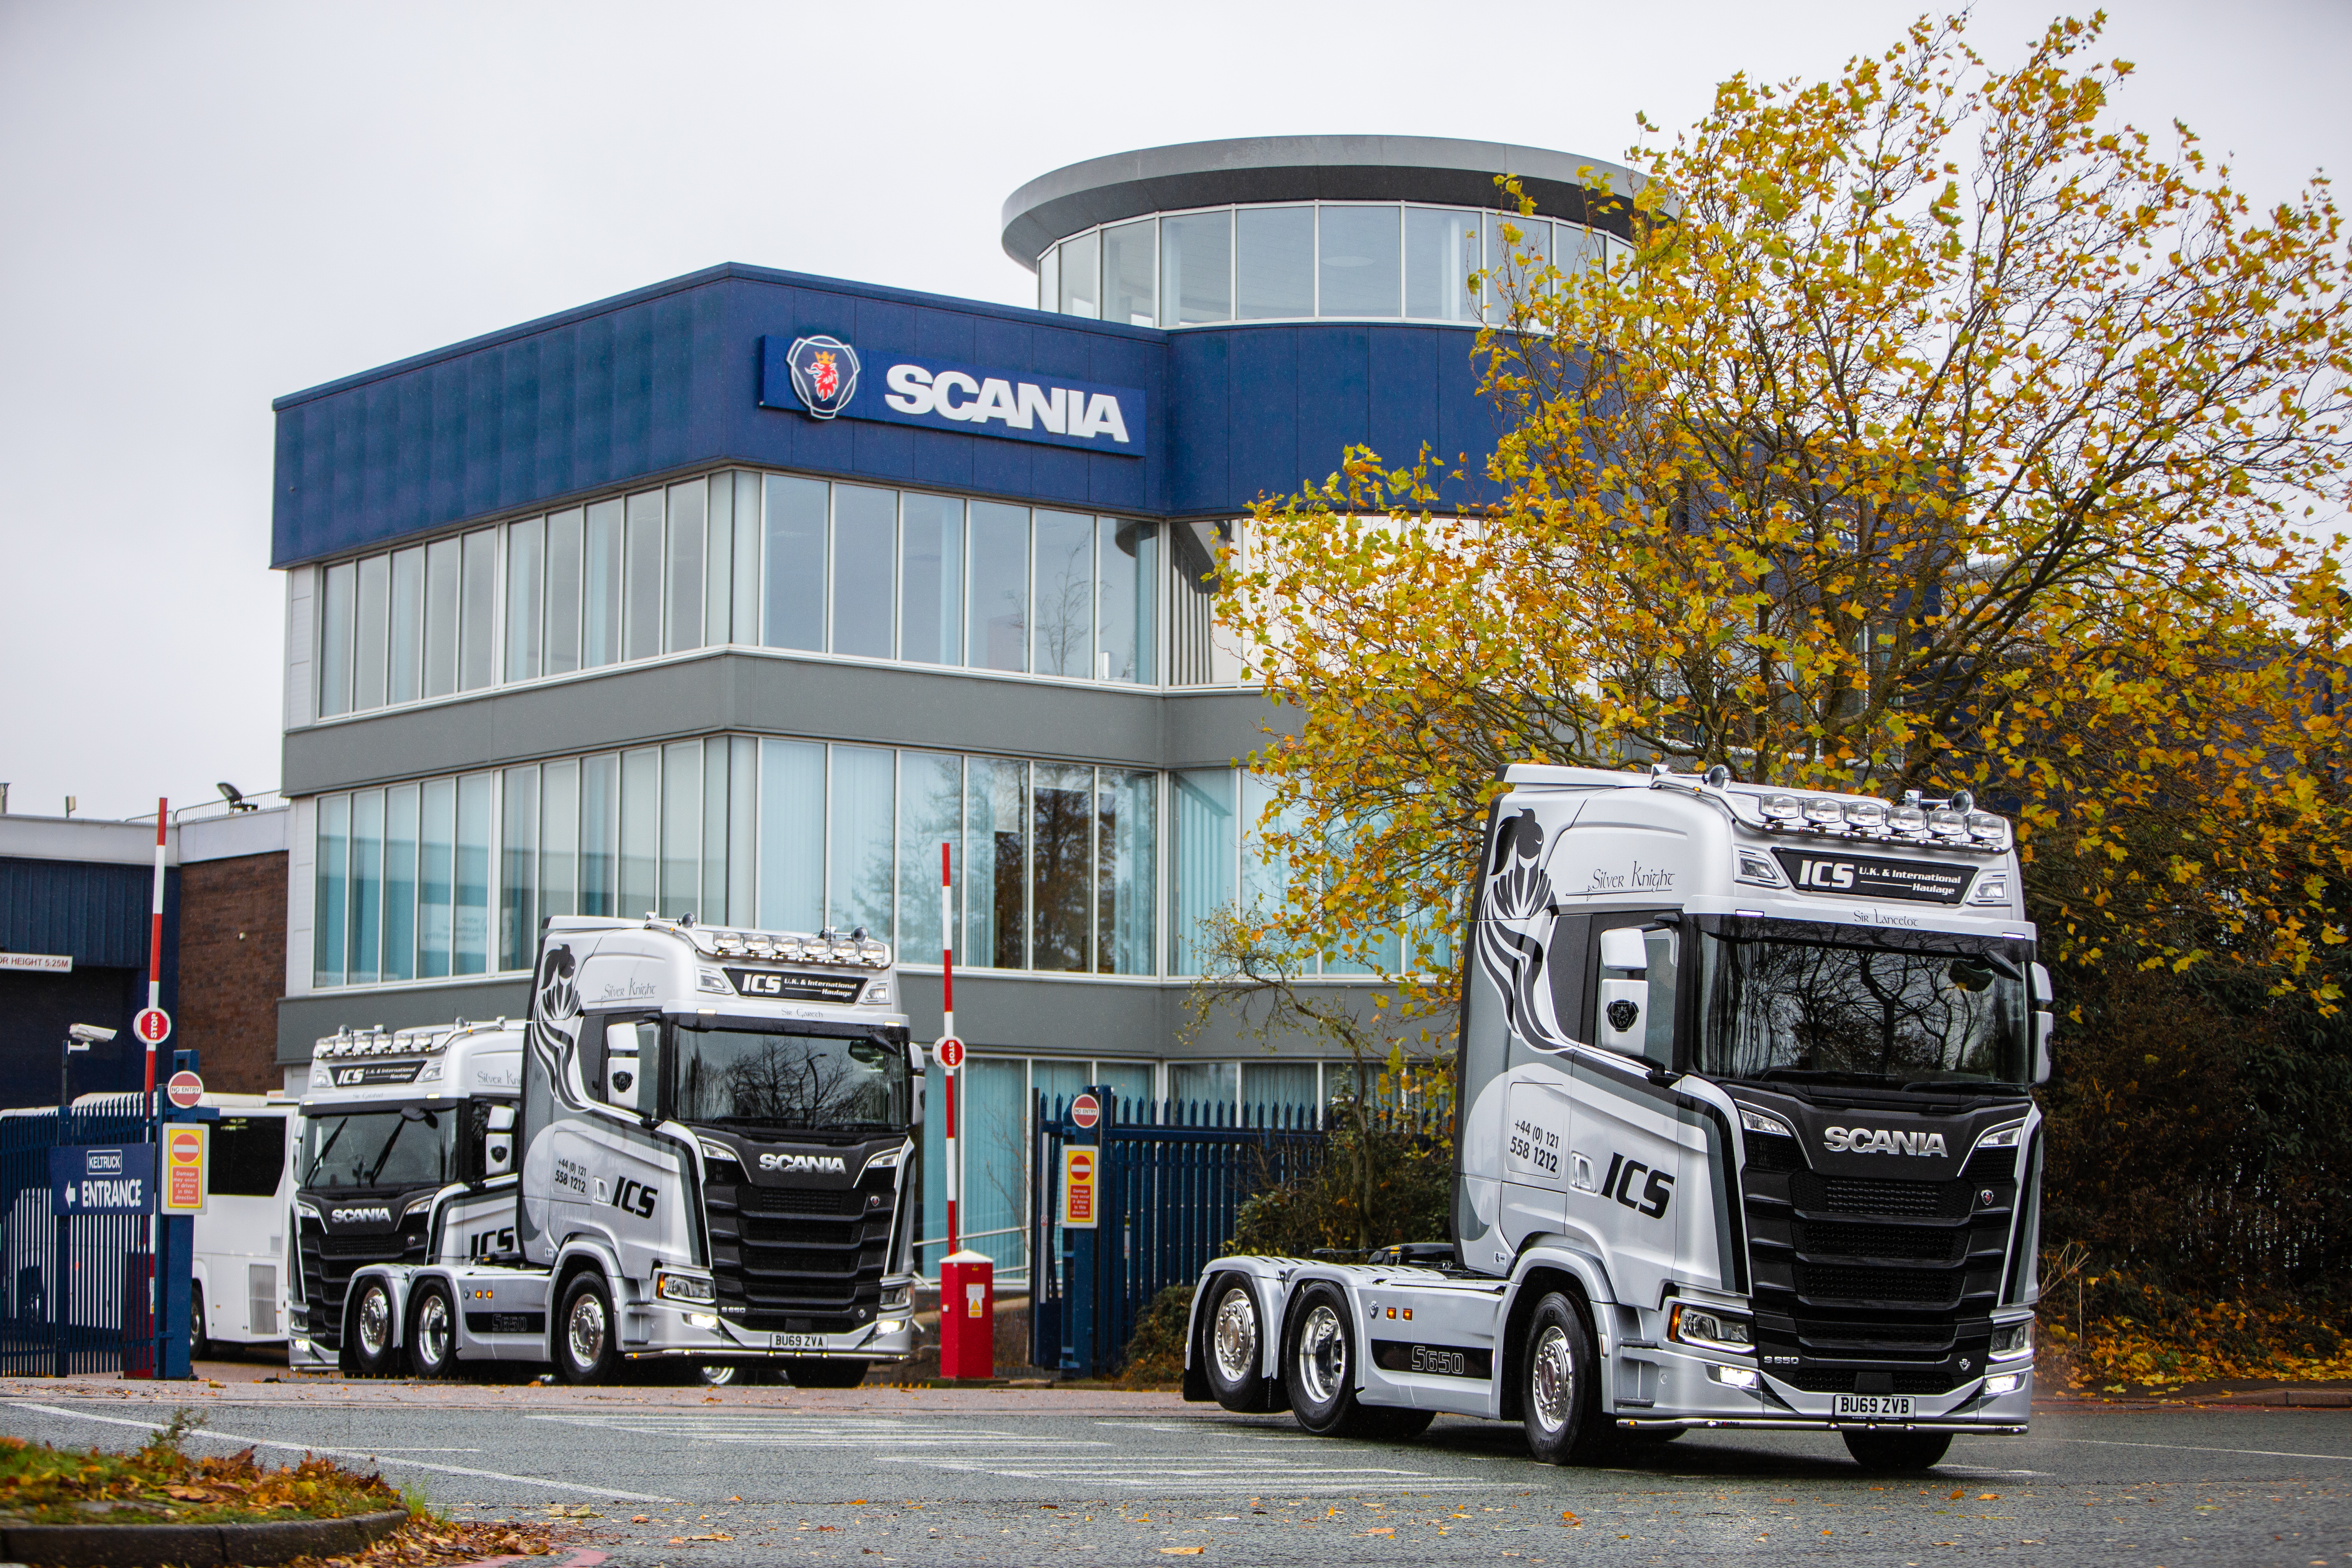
[935, 1036, 965, 1069]
[132, 1007, 172, 1046]
[1070, 1091, 1101, 1130]
[161, 1125, 207, 1215]
[166, 1070, 204, 1109]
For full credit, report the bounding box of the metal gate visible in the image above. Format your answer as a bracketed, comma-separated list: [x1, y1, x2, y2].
[0, 1094, 189, 1378]
[1030, 1088, 1322, 1378]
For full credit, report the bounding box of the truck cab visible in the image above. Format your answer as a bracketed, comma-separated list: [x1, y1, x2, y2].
[1187, 764, 2050, 1472]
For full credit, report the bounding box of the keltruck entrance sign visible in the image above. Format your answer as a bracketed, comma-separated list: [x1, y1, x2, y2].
[51, 1145, 157, 1215]
[759, 336, 1147, 457]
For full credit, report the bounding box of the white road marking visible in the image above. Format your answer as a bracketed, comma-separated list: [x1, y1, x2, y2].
[527, 1412, 1107, 1448]
[7, 1404, 675, 1502]
[2053, 1437, 2352, 1463]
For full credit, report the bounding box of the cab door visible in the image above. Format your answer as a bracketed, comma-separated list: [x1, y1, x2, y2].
[1565, 914, 1685, 1310]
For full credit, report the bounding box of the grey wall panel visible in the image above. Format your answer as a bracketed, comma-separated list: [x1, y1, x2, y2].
[284, 655, 1296, 794]
[277, 978, 530, 1065]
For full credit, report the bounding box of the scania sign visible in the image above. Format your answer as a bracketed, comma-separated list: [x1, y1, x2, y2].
[1823, 1126, 1949, 1157]
[330, 1205, 394, 1225]
[759, 336, 1147, 457]
[759, 1153, 848, 1174]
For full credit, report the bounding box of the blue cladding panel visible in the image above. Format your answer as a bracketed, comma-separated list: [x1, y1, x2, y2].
[271, 264, 1509, 565]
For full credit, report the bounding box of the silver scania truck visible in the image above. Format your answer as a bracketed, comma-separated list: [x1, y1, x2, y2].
[1185, 764, 2050, 1472]
[288, 915, 921, 1384]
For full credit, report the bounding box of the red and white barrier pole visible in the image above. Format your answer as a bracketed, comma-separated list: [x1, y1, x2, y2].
[940, 842, 956, 1256]
[147, 798, 166, 1115]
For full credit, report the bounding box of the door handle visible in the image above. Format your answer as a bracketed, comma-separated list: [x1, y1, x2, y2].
[1570, 1153, 1598, 1193]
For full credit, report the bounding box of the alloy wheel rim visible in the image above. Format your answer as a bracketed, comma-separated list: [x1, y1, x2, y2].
[1296, 1304, 1346, 1405]
[1213, 1289, 1258, 1381]
[568, 1293, 607, 1369]
[418, 1296, 450, 1366]
[357, 1288, 390, 1356]
[1530, 1323, 1573, 1433]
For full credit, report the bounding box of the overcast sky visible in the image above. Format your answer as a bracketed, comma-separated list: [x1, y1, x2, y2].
[2, 0, 2345, 823]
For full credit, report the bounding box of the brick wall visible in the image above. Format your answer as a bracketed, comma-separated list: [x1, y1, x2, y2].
[178, 851, 287, 1094]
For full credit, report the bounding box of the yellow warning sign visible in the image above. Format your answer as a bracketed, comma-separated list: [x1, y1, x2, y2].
[1059, 1146, 1098, 1230]
[161, 1125, 207, 1216]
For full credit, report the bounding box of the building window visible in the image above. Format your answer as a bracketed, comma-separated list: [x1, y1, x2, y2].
[1044, 202, 1627, 327]
[309, 471, 1171, 719]
[309, 738, 1169, 989]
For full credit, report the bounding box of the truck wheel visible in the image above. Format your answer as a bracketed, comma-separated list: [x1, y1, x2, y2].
[1842, 1430, 1952, 1472]
[1520, 1291, 1608, 1465]
[696, 1363, 770, 1387]
[556, 1273, 620, 1385]
[189, 1283, 211, 1364]
[407, 1283, 459, 1379]
[349, 1280, 399, 1378]
[1285, 1283, 1377, 1437]
[1202, 1276, 1266, 1411]
[784, 1359, 869, 1388]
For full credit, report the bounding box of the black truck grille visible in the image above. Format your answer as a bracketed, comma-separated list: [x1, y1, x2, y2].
[704, 1167, 896, 1334]
[294, 1212, 428, 1351]
[1746, 1136, 2021, 1395]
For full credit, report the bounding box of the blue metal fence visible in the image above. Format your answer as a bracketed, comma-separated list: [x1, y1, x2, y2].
[1030, 1090, 1324, 1378]
[0, 1093, 189, 1378]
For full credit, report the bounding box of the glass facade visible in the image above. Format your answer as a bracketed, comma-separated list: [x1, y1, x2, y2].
[310, 472, 1178, 720]
[312, 739, 1186, 987]
[1039, 202, 1634, 326]
[305, 746, 1438, 989]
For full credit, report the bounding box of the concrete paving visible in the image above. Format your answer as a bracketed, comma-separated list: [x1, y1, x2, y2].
[1, 1368, 2346, 1565]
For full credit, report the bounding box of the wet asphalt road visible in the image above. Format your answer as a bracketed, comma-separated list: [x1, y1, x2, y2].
[1, 1382, 2347, 1565]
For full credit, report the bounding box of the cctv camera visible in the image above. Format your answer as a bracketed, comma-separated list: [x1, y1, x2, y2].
[68, 1024, 116, 1043]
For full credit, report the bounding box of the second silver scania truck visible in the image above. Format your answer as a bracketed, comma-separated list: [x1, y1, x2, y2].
[289, 915, 921, 1383]
[1185, 764, 2051, 1472]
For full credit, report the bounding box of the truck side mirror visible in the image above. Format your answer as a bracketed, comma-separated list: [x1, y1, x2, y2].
[486, 1104, 516, 1132]
[2034, 1011, 2054, 1085]
[2029, 962, 2053, 1007]
[603, 1021, 641, 1111]
[1599, 927, 1648, 972]
[482, 1101, 515, 1174]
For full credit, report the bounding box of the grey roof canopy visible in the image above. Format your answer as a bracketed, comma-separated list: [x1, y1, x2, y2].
[1001, 134, 1643, 267]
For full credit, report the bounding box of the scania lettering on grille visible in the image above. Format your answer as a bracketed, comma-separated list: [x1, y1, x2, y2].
[759, 1154, 847, 1174]
[1823, 1127, 1949, 1156]
[330, 1206, 392, 1224]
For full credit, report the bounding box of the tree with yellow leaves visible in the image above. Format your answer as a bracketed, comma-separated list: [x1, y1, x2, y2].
[1218, 12, 2352, 1013]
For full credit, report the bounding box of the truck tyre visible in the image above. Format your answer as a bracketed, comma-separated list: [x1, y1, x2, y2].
[407, 1283, 459, 1379]
[189, 1282, 211, 1364]
[1842, 1430, 1952, 1472]
[1520, 1291, 1609, 1465]
[556, 1272, 621, 1385]
[349, 1279, 399, 1378]
[1202, 1276, 1266, 1411]
[784, 1359, 869, 1388]
[1285, 1283, 1379, 1437]
[695, 1363, 770, 1387]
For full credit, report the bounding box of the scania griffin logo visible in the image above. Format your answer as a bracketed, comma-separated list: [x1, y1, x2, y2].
[330, 1206, 393, 1224]
[785, 335, 860, 419]
[1823, 1127, 1949, 1156]
[759, 1153, 847, 1174]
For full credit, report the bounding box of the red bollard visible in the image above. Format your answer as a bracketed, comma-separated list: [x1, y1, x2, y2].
[938, 1251, 995, 1381]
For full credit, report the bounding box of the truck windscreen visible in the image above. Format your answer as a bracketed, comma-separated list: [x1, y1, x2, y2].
[673, 1025, 909, 1131]
[299, 1107, 454, 1190]
[1695, 918, 2031, 1089]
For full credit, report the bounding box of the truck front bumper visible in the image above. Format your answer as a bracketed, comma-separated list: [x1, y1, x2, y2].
[622, 1304, 918, 1363]
[1616, 1360, 2035, 1433]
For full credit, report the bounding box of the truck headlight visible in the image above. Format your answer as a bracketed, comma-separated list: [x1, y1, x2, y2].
[1668, 1303, 1753, 1354]
[1984, 1372, 2022, 1395]
[657, 1271, 717, 1304]
[1989, 1320, 2034, 1361]
[1737, 1106, 1795, 1140]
